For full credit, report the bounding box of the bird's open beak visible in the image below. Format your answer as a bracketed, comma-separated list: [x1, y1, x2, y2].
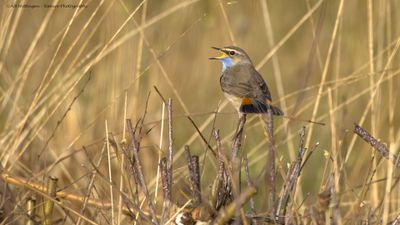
[209, 46, 228, 60]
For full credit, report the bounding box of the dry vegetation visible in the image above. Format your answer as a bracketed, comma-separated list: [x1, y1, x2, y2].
[0, 0, 399, 224]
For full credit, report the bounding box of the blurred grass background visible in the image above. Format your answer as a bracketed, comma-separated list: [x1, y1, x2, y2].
[0, 0, 400, 223]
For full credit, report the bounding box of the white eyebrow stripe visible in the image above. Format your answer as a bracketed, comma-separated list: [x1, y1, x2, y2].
[224, 48, 235, 52]
[223, 48, 242, 55]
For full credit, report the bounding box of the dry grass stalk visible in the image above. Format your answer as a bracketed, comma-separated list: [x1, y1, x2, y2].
[0, 170, 136, 215]
[260, 0, 295, 162]
[26, 197, 37, 225]
[105, 120, 115, 224]
[114, 135, 127, 225]
[0, 167, 14, 224]
[39, 72, 92, 157]
[305, 0, 344, 147]
[217, 0, 236, 45]
[2, 1, 400, 224]
[328, 88, 342, 225]
[43, 176, 58, 225]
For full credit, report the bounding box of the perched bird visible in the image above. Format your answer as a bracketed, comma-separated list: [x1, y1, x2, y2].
[209, 46, 283, 116]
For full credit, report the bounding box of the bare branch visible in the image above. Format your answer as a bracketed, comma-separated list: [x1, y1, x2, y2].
[187, 116, 217, 157]
[167, 98, 173, 192]
[160, 157, 170, 202]
[277, 127, 306, 216]
[185, 145, 202, 206]
[232, 114, 247, 160]
[263, 109, 276, 214]
[244, 156, 258, 225]
[127, 119, 159, 225]
[212, 129, 232, 211]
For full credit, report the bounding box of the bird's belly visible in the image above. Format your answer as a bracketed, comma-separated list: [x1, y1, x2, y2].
[224, 93, 242, 112]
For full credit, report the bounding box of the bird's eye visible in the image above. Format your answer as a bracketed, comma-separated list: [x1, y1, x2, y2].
[229, 51, 235, 56]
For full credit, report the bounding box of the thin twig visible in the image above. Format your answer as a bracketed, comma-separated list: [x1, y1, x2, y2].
[127, 119, 159, 225]
[243, 156, 257, 225]
[185, 145, 202, 206]
[277, 127, 306, 217]
[121, 143, 140, 205]
[232, 114, 247, 160]
[105, 120, 115, 224]
[230, 114, 248, 223]
[212, 129, 232, 211]
[300, 142, 320, 171]
[213, 186, 256, 225]
[230, 114, 247, 218]
[77, 145, 107, 225]
[160, 157, 170, 203]
[354, 123, 398, 167]
[390, 213, 400, 225]
[153, 85, 166, 103]
[187, 116, 217, 157]
[167, 98, 174, 206]
[137, 92, 151, 149]
[38, 72, 92, 158]
[160, 156, 171, 225]
[263, 109, 276, 214]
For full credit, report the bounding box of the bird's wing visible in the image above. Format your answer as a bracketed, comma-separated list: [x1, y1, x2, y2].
[221, 65, 272, 101]
[220, 67, 254, 97]
[250, 68, 272, 101]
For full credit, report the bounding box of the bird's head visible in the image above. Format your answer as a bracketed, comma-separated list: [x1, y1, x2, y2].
[209, 46, 252, 71]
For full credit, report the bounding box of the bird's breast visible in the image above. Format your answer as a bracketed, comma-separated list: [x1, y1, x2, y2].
[224, 92, 242, 112]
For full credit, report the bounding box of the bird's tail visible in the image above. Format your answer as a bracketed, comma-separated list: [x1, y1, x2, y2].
[269, 105, 284, 116]
[270, 104, 284, 116]
[240, 101, 284, 116]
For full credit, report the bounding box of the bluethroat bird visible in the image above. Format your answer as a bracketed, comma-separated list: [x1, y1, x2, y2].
[209, 46, 283, 116]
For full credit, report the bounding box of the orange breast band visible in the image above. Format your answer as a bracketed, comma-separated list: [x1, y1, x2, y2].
[241, 98, 253, 105]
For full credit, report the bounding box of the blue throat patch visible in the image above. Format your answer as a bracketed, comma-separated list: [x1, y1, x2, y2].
[220, 57, 233, 71]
